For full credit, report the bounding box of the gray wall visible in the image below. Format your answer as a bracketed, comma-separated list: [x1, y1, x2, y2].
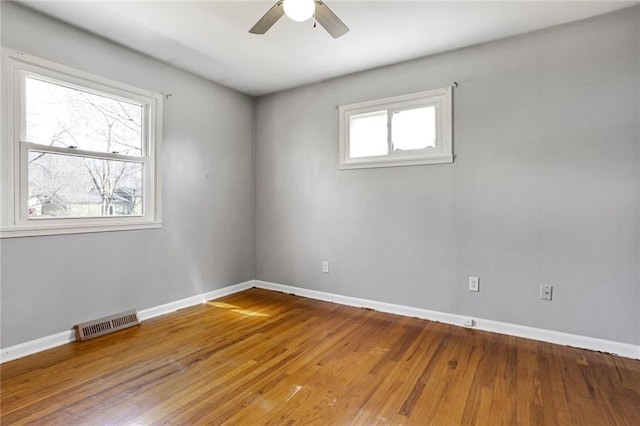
[255, 8, 640, 345]
[0, 3, 255, 347]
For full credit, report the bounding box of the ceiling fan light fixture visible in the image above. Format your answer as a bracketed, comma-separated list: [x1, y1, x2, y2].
[250, 0, 348, 38]
[283, 0, 316, 22]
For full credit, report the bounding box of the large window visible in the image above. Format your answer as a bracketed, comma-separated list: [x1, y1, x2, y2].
[1, 49, 162, 237]
[339, 87, 453, 169]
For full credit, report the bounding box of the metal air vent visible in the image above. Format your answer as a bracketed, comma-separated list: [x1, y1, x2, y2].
[74, 310, 140, 341]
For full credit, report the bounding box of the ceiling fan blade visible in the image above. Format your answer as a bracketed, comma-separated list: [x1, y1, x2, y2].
[249, 1, 284, 35]
[315, 1, 349, 39]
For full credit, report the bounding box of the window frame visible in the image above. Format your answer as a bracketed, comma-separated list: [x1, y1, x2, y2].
[339, 86, 453, 169]
[1, 48, 163, 238]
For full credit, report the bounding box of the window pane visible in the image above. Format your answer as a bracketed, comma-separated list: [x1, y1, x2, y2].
[391, 106, 436, 151]
[28, 151, 143, 218]
[349, 111, 388, 158]
[25, 77, 143, 156]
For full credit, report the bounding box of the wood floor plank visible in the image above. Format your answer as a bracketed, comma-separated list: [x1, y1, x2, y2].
[1, 288, 639, 425]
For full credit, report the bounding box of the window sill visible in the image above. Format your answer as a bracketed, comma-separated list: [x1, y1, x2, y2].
[339, 154, 453, 170]
[0, 220, 162, 238]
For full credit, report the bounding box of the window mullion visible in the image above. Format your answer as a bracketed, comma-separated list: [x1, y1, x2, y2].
[21, 141, 146, 163]
[387, 110, 393, 154]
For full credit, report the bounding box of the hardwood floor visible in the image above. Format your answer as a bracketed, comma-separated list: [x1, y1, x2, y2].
[1, 288, 639, 425]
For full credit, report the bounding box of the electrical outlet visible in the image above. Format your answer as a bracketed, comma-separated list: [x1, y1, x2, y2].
[322, 261, 329, 273]
[540, 284, 553, 301]
[469, 276, 479, 292]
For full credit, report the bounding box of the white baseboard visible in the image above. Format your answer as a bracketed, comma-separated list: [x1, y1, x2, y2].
[253, 280, 640, 360]
[3, 279, 638, 363]
[137, 281, 254, 321]
[0, 330, 76, 364]
[0, 280, 254, 364]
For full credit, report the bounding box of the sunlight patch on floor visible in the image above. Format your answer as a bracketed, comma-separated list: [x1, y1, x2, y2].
[231, 309, 270, 317]
[207, 301, 269, 317]
[207, 302, 240, 309]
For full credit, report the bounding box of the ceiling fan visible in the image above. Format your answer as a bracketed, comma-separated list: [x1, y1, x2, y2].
[249, 0, 349, 39]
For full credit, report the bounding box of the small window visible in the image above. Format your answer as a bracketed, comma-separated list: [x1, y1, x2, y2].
[1, 49, 163, 238]
[339, 87, 453, 169]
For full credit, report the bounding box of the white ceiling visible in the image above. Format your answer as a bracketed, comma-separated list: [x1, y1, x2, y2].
[20, 1, 638, 96]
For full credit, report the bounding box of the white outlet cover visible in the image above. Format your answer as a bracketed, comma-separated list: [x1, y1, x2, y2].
[469, 277, 479, 292]
[540, 284, 553, 301]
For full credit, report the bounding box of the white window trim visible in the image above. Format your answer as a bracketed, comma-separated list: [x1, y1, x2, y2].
[339, 87, 453, 169]
[1, 48, 163, 238]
